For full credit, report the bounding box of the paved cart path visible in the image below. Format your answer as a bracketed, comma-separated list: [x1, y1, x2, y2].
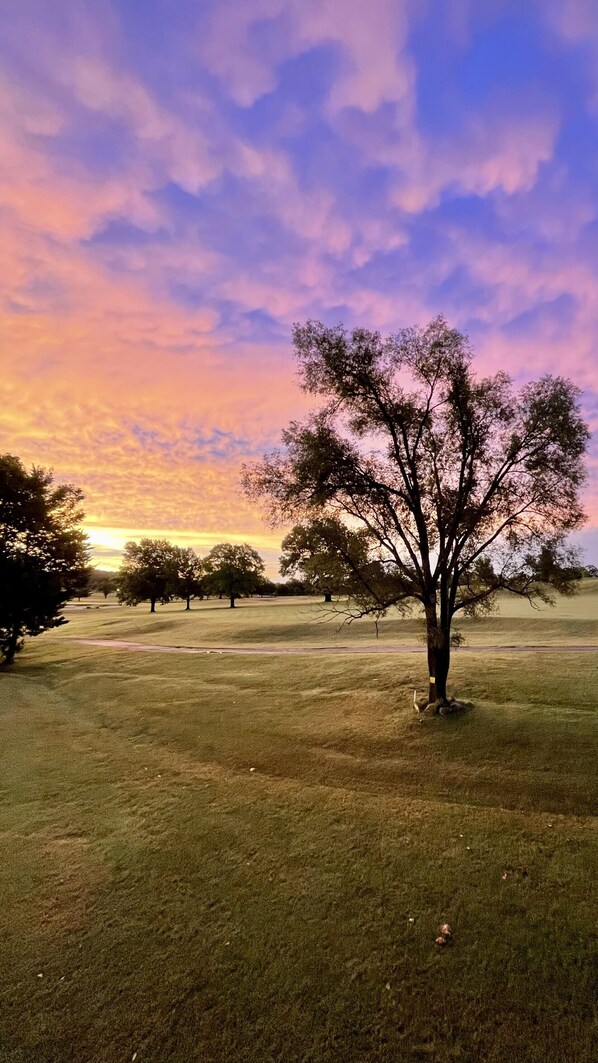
[66, 637, 598, 656]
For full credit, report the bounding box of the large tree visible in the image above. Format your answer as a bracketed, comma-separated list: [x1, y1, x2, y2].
[0, 454, 90, 666]
[244, 318, 589, 710]
[204, 543, 265, 608]
[116, 539, 178, 613]
[172, 546, 205, 610]
[280, 518, 369, 602]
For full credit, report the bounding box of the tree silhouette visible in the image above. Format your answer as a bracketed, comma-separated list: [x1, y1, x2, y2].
[280, 518, 369, 602]
[172, 546, 205, 610]
[0, 454, 90, 666]
[244, 318, 589, 709]
[117, 539, 178, 613]
[204, 543, 265, 608]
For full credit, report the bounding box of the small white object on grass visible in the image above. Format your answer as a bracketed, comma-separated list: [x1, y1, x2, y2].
[249, 767, 255, 772]
[408, 917, 415, 923]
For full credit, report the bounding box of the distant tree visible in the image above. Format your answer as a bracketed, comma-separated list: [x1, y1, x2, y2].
[0, 454, 90, 666]
[280, 518, 369, 602]
[70, 567, 92, 601]
[172, 546, 205, 610]
[204, 543, 265, 608]
[117, 539, 178, 613]
[276, 577, 311, 596]
[255, 576, 278, 597]
[88, 569, 117, 598]
[98, 575, 116, 598]
[244, 317, 589, 710]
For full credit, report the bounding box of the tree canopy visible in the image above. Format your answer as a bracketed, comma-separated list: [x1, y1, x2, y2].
[0, 454, 90, 666]
[244, 317, 589, 710]
[116, 539, 178, 613]
[204, 542, 265, 607]
[280, 518, 369, 602]
[89, 569, 117, 598]
[171, 546, 205, 610]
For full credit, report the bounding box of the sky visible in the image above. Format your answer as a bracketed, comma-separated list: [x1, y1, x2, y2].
[1, 0, 598, 573]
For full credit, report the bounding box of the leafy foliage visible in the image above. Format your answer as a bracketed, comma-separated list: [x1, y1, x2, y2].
[89, 569, 117, 598]
[204, 543, 265, 607]
[280, 518, 371, 601]
[0, 454, 90, 665]
[171, 546, 205, 609]
[117, 539, 178, 613]
[244, 317, 589, 704]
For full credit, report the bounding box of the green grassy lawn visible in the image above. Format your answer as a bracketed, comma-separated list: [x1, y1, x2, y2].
[58, 577, 598, 649]
[1, 588, 597, 1062]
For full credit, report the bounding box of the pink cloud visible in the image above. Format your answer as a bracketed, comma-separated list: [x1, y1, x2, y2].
[199, 0, 414, 114]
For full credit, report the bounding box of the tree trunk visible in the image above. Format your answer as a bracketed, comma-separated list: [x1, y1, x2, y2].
[324, 591, 332, 603]
[435, 632, 450, 703]
[424, 603, 450, 705]
[150, 598, 156, 613]
[229, 594, 235, 608]
[186, 595, 191, 610]
[4, 622, 20, 666]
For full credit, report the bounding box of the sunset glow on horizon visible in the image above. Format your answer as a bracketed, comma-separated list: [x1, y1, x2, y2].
[2, 1, 598, 570]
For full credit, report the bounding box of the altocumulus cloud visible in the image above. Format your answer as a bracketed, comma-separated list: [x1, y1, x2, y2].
[0, 0, 597, 563]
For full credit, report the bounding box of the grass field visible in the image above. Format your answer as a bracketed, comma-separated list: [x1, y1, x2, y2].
[58, 577, 598, 649]
[1, 585, 597, 1062]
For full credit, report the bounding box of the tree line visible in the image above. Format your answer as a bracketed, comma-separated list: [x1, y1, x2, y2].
[1, 316, 591, 708]
[0, 452, 358, 666]
[79, 531, 359, 611]
[116, 539, 265, 612]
